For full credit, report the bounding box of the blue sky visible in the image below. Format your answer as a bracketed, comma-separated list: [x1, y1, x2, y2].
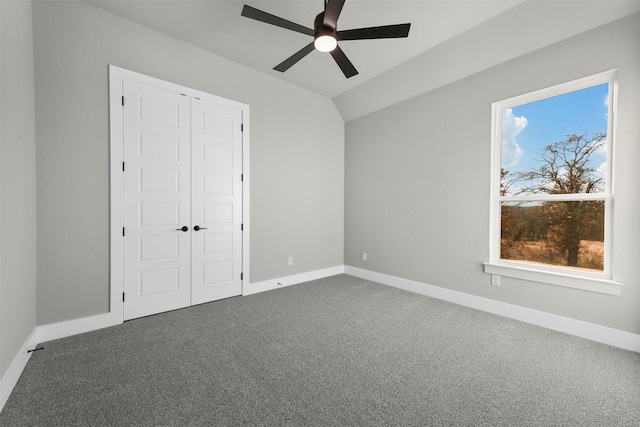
[501, 83, 609, 193]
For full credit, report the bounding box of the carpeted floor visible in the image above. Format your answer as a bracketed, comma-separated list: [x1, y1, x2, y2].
[1, 274, 639, 426]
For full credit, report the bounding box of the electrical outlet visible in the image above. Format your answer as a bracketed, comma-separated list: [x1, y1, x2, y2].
[491, 274, 501, 287]
[362, 252, 367, 261]
[288, 256, 293, 266]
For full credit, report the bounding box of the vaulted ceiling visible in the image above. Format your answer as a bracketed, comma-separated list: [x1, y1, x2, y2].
[84, 0, 640, 120]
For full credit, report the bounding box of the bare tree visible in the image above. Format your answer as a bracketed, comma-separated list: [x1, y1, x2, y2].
[516, 132, 606, 196]
[508, 132, 606, 267]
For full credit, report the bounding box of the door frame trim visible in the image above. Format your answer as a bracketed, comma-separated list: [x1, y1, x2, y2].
[108, 65, 250, 322]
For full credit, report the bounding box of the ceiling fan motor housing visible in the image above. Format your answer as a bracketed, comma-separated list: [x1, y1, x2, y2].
[314, 12, 335, 37]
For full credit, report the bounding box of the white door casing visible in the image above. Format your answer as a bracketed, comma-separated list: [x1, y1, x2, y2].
[191, 98, 243, 304]
[110, 65, 250, 322]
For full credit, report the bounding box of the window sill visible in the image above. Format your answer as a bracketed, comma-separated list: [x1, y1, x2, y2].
[483, 262, 622, 296]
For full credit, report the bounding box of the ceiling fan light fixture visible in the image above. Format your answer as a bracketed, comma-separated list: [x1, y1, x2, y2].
[241, 1, 411, 78]
[314, 34, 337, 52]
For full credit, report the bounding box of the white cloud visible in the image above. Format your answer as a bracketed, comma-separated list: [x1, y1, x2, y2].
[595, 135, 607, 179]
[582, 135, 607, 158]
[501, 108, 527, 167]
[595, 136, 607, 157]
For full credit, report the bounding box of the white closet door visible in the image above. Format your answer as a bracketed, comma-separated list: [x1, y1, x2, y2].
[123, 80, 192, 320]
[190, 97, 243, 305]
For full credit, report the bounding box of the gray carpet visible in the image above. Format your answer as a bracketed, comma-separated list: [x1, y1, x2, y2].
[1, 274, 639, 426]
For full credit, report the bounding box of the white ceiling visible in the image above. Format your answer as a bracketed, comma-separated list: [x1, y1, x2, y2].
[84, 0, 639, 119]
[84, 0, 527, 98]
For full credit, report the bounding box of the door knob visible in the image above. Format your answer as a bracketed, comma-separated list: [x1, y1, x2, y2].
[176, 226, 189, 232]
[194, 225, 208, 231]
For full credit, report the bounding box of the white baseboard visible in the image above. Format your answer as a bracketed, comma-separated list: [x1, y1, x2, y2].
[345, 265, 640, 353]
[0, 327, 40, 413]
[37, 265, 346, 343]
[37, 312, 121, 344]
[1, 313, 122, 413]
[38, 264, 341, 342]
[243, 265, 345, 296]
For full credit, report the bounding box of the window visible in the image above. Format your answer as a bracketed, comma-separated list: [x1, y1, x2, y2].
[484, 70, 622, 295]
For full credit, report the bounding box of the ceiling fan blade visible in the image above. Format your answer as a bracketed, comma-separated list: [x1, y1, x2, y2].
[330, 45, 358, 78]
[274, 42, 316, 72]
[323, 0, 346, 29]
[337, 23, 411, 41]
[241, 5, 314, 36]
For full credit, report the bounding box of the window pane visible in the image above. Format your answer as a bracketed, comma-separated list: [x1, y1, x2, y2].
[500, 200, 604, 272]
[500, 84, 608, 197]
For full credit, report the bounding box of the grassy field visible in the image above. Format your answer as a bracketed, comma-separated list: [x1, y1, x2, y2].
[501, 239, 604, 271]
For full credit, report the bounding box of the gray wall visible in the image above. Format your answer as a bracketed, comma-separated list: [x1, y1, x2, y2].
[345, 13, 640, 334]
[0, 0, 38, 377]
[33, 0, 344, 325]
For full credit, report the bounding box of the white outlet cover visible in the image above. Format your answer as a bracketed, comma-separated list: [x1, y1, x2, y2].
[491, 274, 501, 286]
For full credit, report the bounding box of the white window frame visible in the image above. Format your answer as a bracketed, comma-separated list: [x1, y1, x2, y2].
[484, 70, 622, 296]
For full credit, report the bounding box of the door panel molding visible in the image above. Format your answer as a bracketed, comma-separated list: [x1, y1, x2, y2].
[109, 65, 250, 322]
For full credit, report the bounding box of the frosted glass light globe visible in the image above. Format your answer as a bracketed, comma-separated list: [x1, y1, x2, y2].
[314, 35, 337, 52]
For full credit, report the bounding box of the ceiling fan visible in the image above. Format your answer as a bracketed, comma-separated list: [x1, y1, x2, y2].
[241, 0, 411, 78]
